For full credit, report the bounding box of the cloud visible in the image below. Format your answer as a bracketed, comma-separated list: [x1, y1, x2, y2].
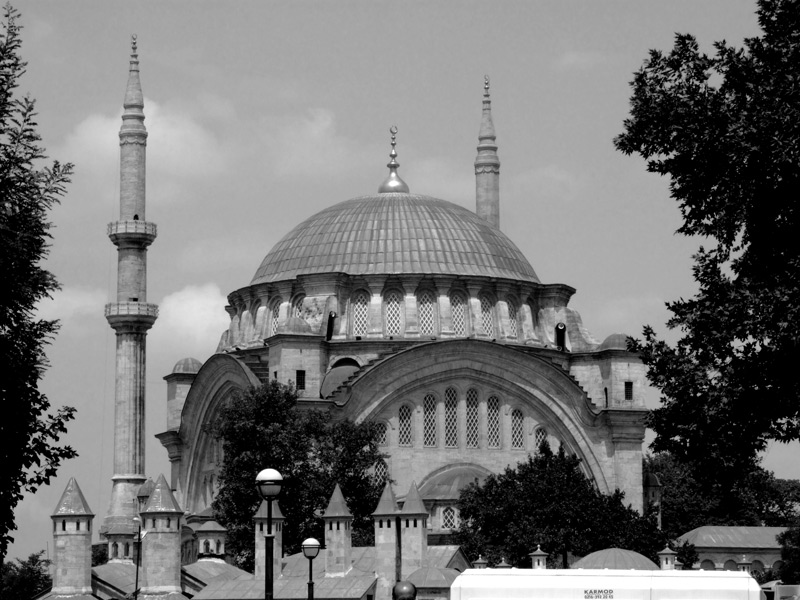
[36, 286, 106, 322]
[509, 164, 582, 204]
[554, 50, 607, 71]
[150, 283, 230, 361]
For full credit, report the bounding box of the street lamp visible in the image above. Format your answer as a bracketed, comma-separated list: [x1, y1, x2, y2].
[301, 538, 321, 600]
[256, 468, 283, 600]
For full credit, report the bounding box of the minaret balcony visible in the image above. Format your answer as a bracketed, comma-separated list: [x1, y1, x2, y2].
[105, 302, 159, 330]
[108, 220, 157, 246]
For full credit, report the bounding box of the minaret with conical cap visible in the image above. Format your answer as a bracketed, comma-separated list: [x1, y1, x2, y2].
[475, 76, 500, 228]
[102, 35, 158, 539]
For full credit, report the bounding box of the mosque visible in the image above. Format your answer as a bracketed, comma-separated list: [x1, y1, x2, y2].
[41, 39, 650, 600]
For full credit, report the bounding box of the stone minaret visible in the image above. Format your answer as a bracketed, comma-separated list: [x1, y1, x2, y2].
[372, 482, 399, 600]
[323, 483, 353, 576]
[399, 482, 428, 580]
[102, 35, 158, 540]
[254, 499, 285, 579]
[140, 474, 184, 596]
[51, 478, 94, 597]
[475, 76, 500, 229]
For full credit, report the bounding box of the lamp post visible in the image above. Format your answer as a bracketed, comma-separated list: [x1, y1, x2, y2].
[256, 468, 283, 600]
[301, 538, 320, 600]
[132, 515, 142, 600]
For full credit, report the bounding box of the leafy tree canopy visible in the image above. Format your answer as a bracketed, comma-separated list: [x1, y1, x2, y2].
[0, 3, 76, 558]
[0, 550, 52, 600]
[455, 443, 668, 568]
[614, 0, 800, 491]
[778, 518, 800, 584]
[207, 381, 386, 571]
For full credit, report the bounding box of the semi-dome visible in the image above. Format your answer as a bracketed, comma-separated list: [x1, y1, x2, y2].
[250, 193, 540, 285]
[572, 548, 659, 570]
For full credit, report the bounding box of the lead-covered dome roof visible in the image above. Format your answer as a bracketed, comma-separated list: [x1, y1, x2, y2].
[251, 193, 540, 285]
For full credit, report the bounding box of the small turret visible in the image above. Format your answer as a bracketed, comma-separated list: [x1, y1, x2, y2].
[254, 499, 285, 579]
[399, 482, 428, 580]
[139, 474, 184, 596]
[323, 483, 353, 576]
[373, 482, 399, 600]
[51, 478, 94, 596]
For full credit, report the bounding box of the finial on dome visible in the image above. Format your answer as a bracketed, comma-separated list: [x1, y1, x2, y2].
[484, 75, 490, 94]
[131, 34, 137, 55]
[378, 125, 410, 194]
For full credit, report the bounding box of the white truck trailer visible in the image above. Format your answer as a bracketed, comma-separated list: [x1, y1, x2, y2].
[450, 569, 763, 600]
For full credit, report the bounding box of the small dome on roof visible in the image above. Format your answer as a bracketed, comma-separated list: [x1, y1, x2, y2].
[173, 357, 202, 374]
[418, 464, 491, 501]
[598, 333, 629, 351]
[572, 548, 658, 570]
[407, 566, 460, 589]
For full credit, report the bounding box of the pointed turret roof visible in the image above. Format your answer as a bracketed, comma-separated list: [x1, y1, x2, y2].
[477, 75, 497, 145]
[142, 474, 183, 514]
[137, 478, 156, 501]
[400, 481, 427, 516]
[323, 483, 352, 519]
[52, 477, 94, 517]
[254, 499, 285, 520]
[371, 481, 398, 517]
[124, 34, 144, 109]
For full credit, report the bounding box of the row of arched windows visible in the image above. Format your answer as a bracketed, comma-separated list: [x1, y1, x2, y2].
[376, 389, 549, 452]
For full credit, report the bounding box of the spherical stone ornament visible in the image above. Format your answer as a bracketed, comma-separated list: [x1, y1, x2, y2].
[392, 581, 417, 600]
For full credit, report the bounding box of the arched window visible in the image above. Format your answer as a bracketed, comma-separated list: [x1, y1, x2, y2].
[216, 540, 222, 554]
[450, 293, 466, 336]
[292, 295, 305, 319]
[76, 520, 80, 531]
[511, 409, 524, 449]
[534, 426, 548, 452]
[480, 295, 494, 337]
[398, 405, 412, 446]
[167, 517, 171, 529]
[445, 388, 458, 447]
[723, 559, 738, 571]
[112, 543, 118, 558]
[385, 290, 403, 335]
[418, 290, 435, 335]
[375, 459, 388, 483]
[442, 506, 457, 530]
[125, 542, 130, 557]
[376, 422, 388, 446]
[62, 519, 66, 531]
[423, 394, 437, 447]
[700, 559, 716, 571]
[204, 540, 211, 554]
[487, 396, 500, 448]
[507, 299, 518, 338]
[466, 388, 479, 448]
[352, 291, 370, 337]
[270, 300, 281, 336]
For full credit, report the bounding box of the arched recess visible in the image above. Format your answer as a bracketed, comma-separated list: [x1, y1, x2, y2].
[334, 339, 644, 503]
[177, 353, 260, 514]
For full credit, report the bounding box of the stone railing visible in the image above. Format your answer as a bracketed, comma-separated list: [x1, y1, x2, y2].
[107, 220, 157, 237]
[105, 302, 159, 318]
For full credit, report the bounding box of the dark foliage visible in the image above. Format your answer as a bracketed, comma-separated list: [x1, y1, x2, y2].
[0, 550, 52, 600]
[0, 4, 76, 558]
[615, 0, 800, 497]
[207, 381, 386, 571]
[778, 518, 800, 584]
[455, 442, 668, 568]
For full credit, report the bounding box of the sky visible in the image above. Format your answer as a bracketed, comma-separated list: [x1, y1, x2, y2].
[8, 0, 797, 561]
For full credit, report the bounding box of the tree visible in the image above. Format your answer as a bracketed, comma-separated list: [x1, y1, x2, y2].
[455, 442, 667, 568]
[614, 0, 800, 494]
[0, 550, 52, 600]
[778, 519, 800, 584]
[0, 4, 76, 559]
[207, 381, 386, 571]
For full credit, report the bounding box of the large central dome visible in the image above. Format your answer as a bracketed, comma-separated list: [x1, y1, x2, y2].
[250, 193, 540, 285]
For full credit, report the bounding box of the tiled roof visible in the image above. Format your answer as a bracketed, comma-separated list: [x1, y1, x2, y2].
[93, 562, 136, 595]
[250, 194, 540, 285]
[371, 482, 397, 517]
[193, 573, 376, 600]
[142, 474, 183, 513]
[183, 560, 251, 582]
[679, 526, 785, 549]
[52, 477, 94, 517]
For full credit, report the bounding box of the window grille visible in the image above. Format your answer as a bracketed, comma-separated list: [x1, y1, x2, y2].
[480, 295, 494, 337]
[418, 290, 435, 335]
[270, 301, 281, 336]
[451, 293, 466, 336]
[487, 395, 500, 448]
[375, 459, 388, 483]
[511, 409, 524, 449]
[376, 422, 388, 446]
[534, 427, 547, 452]
[442, 506, 456, 530]
[466, 389, 479, 448]
[423, 394, 437, 447]
[296, 370, 306, 390]
[385, 291, 402, 335]
[293, 295, 305, 318]
[625, 381, 633, 400]
[507, 300, 518, 338]
[352, 291, 369, 336]
[445, 388, 458, 447]
[399, 405, 412, 446]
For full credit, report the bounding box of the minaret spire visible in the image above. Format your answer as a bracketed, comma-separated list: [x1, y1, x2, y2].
[475, 75, 500, 228]
[102, 35, 158, 544]
[378, 125, 410, 193]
